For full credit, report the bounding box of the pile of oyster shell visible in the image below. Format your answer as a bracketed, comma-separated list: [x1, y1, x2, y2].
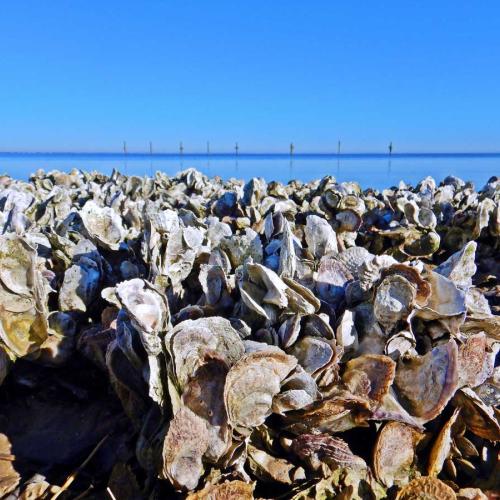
[0, 168, 498, 499]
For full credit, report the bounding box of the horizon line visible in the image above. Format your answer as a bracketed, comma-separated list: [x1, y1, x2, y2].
[1, 150, 500, 157]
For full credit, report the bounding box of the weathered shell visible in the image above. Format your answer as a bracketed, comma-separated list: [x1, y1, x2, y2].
[283, 390, 371, 434]
[165, 226, 205, 287]
[417, 271, 466, 320]
[277, 314, 301, 348]
[374, 275, 416, 332]
[396, 476, 456, 500]
[457, 333, 494, 388]
[336, 246, 373, 278]
[292, 433, 366, 472]
[0, 235, 36, 296]
[472, 197, 496, 238]
[304, 215, 337, 259]
[0, 236, 49, 358]
[80, 200, 125, 250]
[336, 209, 362, 232]
[272, 365, 320, 413]
[395, 341, 459, 423]
[385, 330, 416, 360]
[373, 422, 423, 487]
[220, 228, 263, 267]
[0, 433, 20, 497]
[404, 200, 437, 229]
[181, 357, 231, 462]
[343, 354, 396, 403]
[288, 336, 335, 375]
[161, 406, 209, 491]
[248, 445, 296, 484]
[59, 258, 101, 312]
[427, 407, 460, 476]
[166, 317, 244, 389]
[451, 388, 500, 441]
[116, 278, 169, 343]
[358, 254, 398, 291]
[316, 256, 353, 308]
[465, 287, 492, 317]
[403, 229, 441, 257]
[381, 263, 431, 307]
[434, 241, 477, 289]
[247, 263, 288, 308]
[335, 309, 358, 352]
[354, 302, 386, 355]
[302, 313, 334, 339]
[283, 276, 321, 314]
[198, 264, 229, 306]
[224, 348, 297, 432]
[456, 488, 488, 500]
[186, 480, 255, 500]
[278, 219, 297, 278]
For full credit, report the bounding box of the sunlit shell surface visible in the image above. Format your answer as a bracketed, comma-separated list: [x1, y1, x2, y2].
[224, 349, 297, 432]
[396, 476, 456, 500]
[80, 200, 125, 250]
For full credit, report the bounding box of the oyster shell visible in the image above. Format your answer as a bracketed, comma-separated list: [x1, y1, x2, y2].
[292, 433, 367, 472]
[396, 476, 456, 499]
[80, 200, 125, 250]
[186, 480, 255, 499]
[304, 215, 338, 258]
[395, 341, 459, 423]
[434, 241, 477, 288]
[374, 275, 417, 332]
[427, 407, 460, 476]
[373, 422, 423, 487]
[224, 348, 297, 432]
[166, 317, 244, 389]
[161, 406, 209, 491]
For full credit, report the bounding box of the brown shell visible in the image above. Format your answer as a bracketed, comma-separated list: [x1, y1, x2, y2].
[427, 407, 460, 476]
[395, 341, 459, 423]
[344, 354, 396, 403]
[457, 333, 493, 388]
[248, 445, 295, 484]
[396, 476, 456, 500]
[161, 406, 209, 491]
[283, 390, 371, 435]
[373, 422, 423, 487]
[291, 433, 366, 471]
[451, 388, 500, 441]
[181, 357, 231, 463]
[186, 480, 255, 500]
[0, 433, 20, 497]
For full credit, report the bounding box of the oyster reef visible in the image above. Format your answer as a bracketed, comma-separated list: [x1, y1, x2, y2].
[0, 168, 498, 499]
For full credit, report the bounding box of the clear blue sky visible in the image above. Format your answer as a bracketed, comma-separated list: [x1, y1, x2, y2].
[0, 1, 499, 153]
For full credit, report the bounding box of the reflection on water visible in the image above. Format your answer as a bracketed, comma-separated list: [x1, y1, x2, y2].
[0, 153, 498, 191]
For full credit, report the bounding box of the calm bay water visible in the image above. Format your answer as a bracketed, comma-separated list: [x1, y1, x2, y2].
[0, 153, 498, 191]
